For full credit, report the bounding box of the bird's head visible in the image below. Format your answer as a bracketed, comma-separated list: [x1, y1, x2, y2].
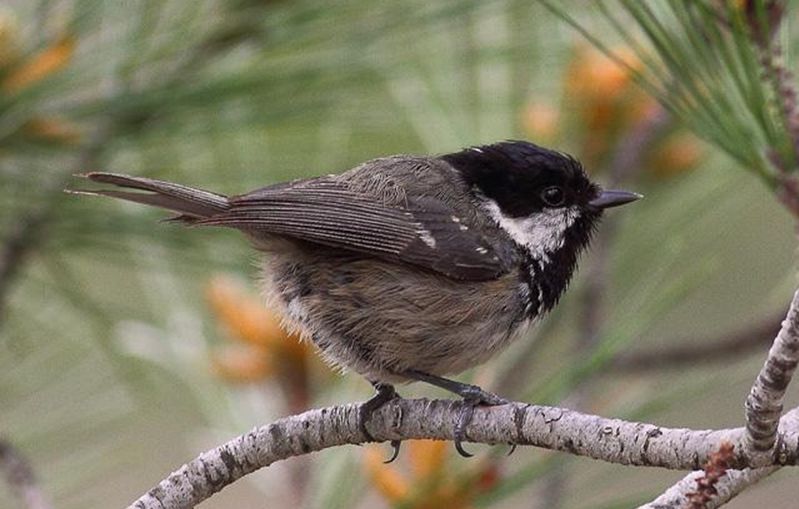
[443, 140, 640, 263]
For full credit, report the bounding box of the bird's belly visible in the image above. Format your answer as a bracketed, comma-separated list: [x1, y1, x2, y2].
[258, 245, 530, 383]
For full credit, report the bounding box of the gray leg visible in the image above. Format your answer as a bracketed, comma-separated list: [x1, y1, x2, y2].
[404, 369, 508, 457]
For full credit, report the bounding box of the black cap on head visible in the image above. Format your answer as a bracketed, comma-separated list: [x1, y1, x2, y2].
[442, 140, 599, 218]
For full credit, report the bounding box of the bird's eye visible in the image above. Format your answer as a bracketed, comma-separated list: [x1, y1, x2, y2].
[541, 186, 565, 207]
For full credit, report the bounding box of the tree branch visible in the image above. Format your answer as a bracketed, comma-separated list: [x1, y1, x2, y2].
[643, 289, 799, 508]
[641, 408, 799, 509]
[611, 310, 784, 373]
[128, 397, 799, 509]
[744, 289, 799, 465]
[641, 467, 775, 509]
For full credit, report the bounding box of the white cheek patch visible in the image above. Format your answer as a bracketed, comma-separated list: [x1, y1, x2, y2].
[484, 200, 580, 261]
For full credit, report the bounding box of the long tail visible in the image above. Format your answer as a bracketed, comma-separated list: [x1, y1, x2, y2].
[68, 172, 230, 222]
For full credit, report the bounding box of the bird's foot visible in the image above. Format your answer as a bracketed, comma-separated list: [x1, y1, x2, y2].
[359, 382, 402, 463]
[453, 385, 509, 457]
[401, 370, 510, 458]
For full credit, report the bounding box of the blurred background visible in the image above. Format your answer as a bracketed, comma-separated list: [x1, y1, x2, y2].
[1, 1, 798, 507]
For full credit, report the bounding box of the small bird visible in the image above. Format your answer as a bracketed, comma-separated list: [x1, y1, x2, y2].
[70, 140, 640, 459]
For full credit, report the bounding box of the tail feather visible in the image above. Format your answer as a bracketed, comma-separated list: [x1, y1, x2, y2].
[69, 172, 230, 221]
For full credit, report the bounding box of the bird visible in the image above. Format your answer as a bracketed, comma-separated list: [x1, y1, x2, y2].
[69, 140, 640, 459]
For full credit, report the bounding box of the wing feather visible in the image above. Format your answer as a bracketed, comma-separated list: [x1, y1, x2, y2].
[198, 178, 511, 280]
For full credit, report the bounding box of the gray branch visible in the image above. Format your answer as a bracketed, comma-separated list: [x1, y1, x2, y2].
[641, 408, 799, 509]
[744, 289, 799, 465]
[643, 291, 799, 508]
[640, 467, 775, 509]
[129, 288, 799, 509]
[128, 398, 799, 509]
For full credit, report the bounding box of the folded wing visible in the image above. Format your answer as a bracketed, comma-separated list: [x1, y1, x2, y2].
[199, 178, 511, 281]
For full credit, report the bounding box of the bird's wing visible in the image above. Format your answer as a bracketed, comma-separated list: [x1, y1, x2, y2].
[197, 177, 512, 281]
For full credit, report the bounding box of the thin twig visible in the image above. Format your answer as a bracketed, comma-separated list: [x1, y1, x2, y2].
[0, 437, 52, 509]
[685, 442, 735, 509]
[0, 210, 48, 322]
[640, 467, 775, 509]
[753, 5, 799, 211]
[744, 289, 799, 465]
[639, 408, 799, 509]
[632, 253, 799, 509]
[611, 310, 783, 373]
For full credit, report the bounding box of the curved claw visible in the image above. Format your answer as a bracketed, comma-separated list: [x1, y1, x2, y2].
[359, 383, 398, 442]
[454, 438, 474, 458]
[452, 389, 510, 458]
[400, 370, 510, 459]
[383, 440, 402, 464]
[454, 402, 476, 458]
[507, 443, 517, 456]
[360, 383, 404, 462]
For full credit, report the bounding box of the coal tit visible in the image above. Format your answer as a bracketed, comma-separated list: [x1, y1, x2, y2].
[72, 140, 640, 458]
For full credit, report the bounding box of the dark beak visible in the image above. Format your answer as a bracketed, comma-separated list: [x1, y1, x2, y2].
[588, 189, 642, 210]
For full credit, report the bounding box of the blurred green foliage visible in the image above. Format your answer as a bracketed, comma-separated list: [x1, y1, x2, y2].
[1, 1, 798, 508]
[544, 0, 796, 182]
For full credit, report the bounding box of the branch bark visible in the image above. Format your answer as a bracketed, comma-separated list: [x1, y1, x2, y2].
[641, 408, 799, 509]
[744, 289, 799, 465]
[641, 467, 775, 509]
[643, 290, 799, 507]
[128, 397, 799, 509]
